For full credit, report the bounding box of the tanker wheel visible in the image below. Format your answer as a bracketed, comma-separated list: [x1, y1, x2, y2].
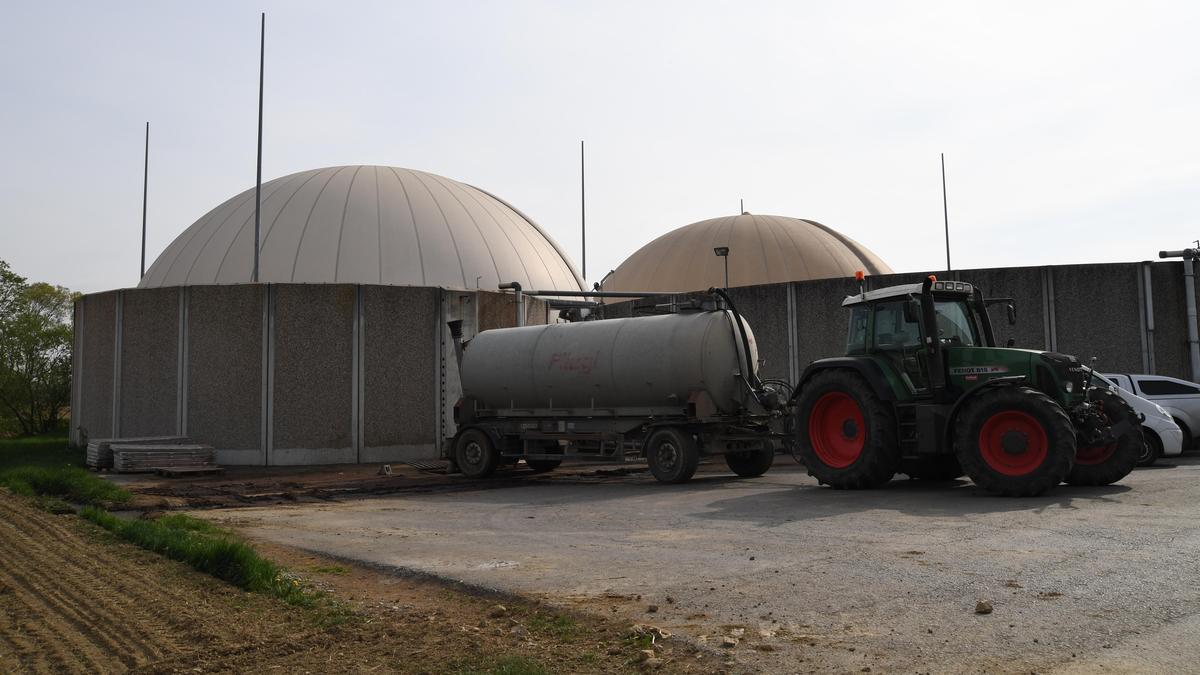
[902, 456, 964, 481]
[645, 427, 700, 484]
[1138, 430, 1162, 467]
[796, 369, 899, 489]
[454, 428, 500, 479]
[954, 386, 1074, 497]
[1065, 388, 1141, 485]
[724, 444, 775, 478]
[525, 440, 564, 473]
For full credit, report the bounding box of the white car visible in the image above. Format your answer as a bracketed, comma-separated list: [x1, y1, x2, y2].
[1095, 374, 1184, 466]
[1103, 373, 1199, 451]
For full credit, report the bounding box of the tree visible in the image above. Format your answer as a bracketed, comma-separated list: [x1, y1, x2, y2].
[0, 259, 74, 435]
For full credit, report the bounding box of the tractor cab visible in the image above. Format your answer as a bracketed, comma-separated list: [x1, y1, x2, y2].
[842, 277, 1004, 399]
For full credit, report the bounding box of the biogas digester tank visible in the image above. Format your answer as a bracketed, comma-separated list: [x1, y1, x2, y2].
[460, 310, 760, 415]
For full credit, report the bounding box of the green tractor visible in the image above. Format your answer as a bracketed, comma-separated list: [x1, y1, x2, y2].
[792, 276, 1141, 497]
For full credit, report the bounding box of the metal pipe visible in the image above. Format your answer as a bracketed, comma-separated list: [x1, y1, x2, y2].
[253, 12, 265, 283]
[447, 320, 465, 371]
[141, 121, 149, 279]
[527, 289, 683, 298]
[1143, 262, 1156, 373]
[498, 282, 525, 327]
[1160, 249, 1200, 382]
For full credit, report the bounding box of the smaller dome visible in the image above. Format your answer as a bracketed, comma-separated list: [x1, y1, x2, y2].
[604, 213, 892, 292]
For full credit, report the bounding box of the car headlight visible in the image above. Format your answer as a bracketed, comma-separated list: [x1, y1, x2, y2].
[1064, 381, 1074, 393]
[1155, 404, 1169, 417]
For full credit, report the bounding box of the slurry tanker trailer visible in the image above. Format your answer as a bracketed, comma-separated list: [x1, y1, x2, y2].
[447, 289, 785, 483]
[447, 279, 1140, 496]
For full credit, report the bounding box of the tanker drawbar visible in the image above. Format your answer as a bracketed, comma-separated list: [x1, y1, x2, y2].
[446, 293, 788, 484]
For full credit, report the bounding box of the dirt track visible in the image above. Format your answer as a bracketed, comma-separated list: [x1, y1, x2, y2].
[0, 490, 717, 674]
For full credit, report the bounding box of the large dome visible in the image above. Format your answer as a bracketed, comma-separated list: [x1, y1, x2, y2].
[603, 213, 893, 292]
[139, 165, 584, 291]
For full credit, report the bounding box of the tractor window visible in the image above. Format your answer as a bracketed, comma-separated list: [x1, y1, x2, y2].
[872, 301, 922, 351]
[933, 300, 979, 346]
[846, 306, 868, 354]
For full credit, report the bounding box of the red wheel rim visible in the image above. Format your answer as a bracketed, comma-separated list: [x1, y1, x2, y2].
[1075, 442, 1116, 465]
[978, 410, 1048, 476]
[808, 392, 866, 469]
[1075, 405, 1116, 466]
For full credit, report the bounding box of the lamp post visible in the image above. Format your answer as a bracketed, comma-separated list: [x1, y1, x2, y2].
[714, 246, 730, 288]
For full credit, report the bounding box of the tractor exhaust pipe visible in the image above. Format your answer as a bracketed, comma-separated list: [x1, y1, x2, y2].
[447, 319, 465, 372]
[1159, 249, 1200, 382]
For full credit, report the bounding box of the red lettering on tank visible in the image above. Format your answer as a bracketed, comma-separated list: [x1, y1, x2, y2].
[547, 351, 600, 376]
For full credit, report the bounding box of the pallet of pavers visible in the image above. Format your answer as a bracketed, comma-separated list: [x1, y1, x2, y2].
[86, 436, 191, 469]
[111, 444, 215, 474]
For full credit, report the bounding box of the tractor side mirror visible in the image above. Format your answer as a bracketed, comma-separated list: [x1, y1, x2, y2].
[1006, 303, 1016, 326]
[903, 300, 920, 324]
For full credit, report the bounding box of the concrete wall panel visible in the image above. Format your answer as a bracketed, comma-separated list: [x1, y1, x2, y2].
[187, 285, 263, 459]
[272, 285, 355, 464]
[362, 286, 438, 460]
[728, 284, 791, 383]
[1052, 264, 1143, 373]
[1151, 261, 1190, 380]
[118, 288, 179, 437]
[78, 291, 116, 442]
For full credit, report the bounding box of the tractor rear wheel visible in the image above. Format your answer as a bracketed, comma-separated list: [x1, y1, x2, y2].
[796, 369, 899, 489]
[954, 386, 1074, 497]
[902, 456, 964, 481]
[725, 446, 775, 477]
[645, 427, 700, 484]
[454, 428, 500, 479]
[1065, 388, 1141, 485]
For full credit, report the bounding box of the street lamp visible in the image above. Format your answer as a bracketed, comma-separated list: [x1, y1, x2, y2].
[713, 246, 730, 288]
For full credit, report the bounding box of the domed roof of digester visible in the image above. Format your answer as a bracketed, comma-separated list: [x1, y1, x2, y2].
[139, 165, 584, 291]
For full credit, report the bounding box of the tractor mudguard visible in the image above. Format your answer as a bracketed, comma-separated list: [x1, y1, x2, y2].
[792, 357, 897, 406]
[943, 375, 1029, 449]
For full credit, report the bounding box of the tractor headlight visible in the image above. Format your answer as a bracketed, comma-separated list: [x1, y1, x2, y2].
[1064, 381, 1074, 394]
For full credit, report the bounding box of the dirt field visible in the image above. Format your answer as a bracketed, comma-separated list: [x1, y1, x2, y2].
[0, 490, 723, 674]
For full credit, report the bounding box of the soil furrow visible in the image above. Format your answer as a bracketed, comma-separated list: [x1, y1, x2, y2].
[0, 519, 172, 665]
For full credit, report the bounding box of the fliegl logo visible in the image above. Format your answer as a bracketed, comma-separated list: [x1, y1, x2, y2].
[950, 365, 1008, 381]
[548, 351, 601, 376]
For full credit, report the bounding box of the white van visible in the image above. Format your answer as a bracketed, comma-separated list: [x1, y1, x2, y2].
[1096, 374, 1184, 466]
[1103, 373, 1199, 452]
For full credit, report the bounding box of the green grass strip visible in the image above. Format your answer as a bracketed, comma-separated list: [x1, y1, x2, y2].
[0, 433, 129, 506]
[80, 507, 313, 607]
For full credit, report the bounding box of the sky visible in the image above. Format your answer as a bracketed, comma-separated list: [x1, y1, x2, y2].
[2, 1, 1199, 293]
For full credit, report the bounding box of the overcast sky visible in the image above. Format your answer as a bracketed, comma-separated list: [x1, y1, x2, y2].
[2, 1, 1198, 293]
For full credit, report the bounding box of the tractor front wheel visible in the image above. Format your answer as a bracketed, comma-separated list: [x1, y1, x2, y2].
[796, 369, 899, 489]
[1065, 388, 1141, 485]
[954, 386, 1074, 497]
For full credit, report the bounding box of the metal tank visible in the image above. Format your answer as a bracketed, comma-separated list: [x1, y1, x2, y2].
[460, 310, 760, 415]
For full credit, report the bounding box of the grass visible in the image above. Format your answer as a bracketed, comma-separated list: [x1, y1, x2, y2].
[80, 508, 318, 607]
[0, 433, 129, 506]
[525, 612, 580, 640]
[310, 564, 350, 576]
[450, 656, 551, 675]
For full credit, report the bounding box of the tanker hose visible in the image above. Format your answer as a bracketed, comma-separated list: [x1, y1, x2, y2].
[707, 287, 765, 396]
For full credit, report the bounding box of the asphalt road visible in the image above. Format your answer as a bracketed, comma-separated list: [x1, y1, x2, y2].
[212, 455, 1200, 674]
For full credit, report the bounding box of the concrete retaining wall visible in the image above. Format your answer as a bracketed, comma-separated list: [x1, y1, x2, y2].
[70, 261, 1200, 462]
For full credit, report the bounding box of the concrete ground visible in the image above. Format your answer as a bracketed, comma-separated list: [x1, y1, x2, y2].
[207, 455, 1200, 674]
